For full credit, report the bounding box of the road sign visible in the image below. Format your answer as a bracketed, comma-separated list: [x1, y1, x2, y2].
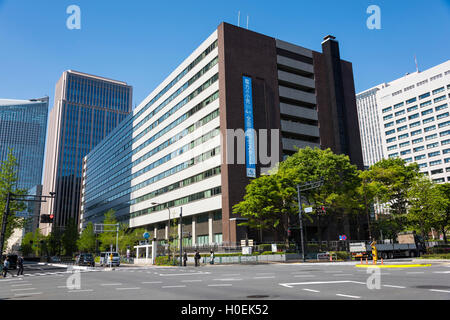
[143, 232, 150, 239]
[339, 235, 347, 241]
[305, 207, 313, 213]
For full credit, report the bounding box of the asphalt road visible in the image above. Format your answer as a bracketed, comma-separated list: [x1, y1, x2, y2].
[0, 261, 449, 300]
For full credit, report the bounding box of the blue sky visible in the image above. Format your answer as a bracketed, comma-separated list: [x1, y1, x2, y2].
[0, 0, 449, 107]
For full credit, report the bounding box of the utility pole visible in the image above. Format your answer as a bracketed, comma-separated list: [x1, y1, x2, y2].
[296, 178, 324, 262]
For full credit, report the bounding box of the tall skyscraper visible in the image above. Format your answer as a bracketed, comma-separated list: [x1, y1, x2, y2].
[0, 97, 48, 190]
[40, 70, 132, 235]
[80, 23, 364, 245]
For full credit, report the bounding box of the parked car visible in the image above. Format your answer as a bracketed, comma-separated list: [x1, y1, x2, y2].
[50, 256, 61, 263]
[99, 252, 120, 267]
[75, 253, 95, 267]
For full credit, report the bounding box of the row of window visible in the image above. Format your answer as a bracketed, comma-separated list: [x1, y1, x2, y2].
[130, 186, 222, 219]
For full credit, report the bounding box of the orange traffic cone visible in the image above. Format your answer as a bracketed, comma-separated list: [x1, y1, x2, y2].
[360, 257, 363, 264]
[365, 257, 368, 264]
[330, 255, 332, 262]
[381, 258, 384, 265]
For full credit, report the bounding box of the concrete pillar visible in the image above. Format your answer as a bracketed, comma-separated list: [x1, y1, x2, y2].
[154, 226, 158, 240]
[192, 216, 196, 245]
[152, 240, 157, 265]
[145, 246, 149, 260]
[208, 212, 213, 244]
[165, 224, 169, 240]
[136, 247, 139, 259]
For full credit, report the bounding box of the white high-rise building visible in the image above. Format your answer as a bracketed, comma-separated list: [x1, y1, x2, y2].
[356, 85, 385, 167]
[358, 60, 450, 182]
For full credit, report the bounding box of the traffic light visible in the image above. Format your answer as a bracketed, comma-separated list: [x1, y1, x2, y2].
[40, 214, 54, 223]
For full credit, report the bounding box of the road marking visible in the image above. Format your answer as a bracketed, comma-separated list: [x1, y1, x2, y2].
[14, 292, 42, 296]
[162, 285, 186, 288]
[100, 283, 123, 286]
[383, 284, 406, 289]
[255, 273, 275, 275]
[67, 289, 94, 293]
[302, 288, 320, 293]
[433, 271, 450, 274]
[208, 284, 232, 287]
[116, 287, 141, 290]
[333, 274, 353, 276]
[159, 272, 210, 277]
[325, 271, 343, 273]
[212, 278, 242, 281]
[406, 271, 424, 274]
[293, 275, 315, 278]
[253, 276, 276, 279]
[11, 283, 32, 287]
[430, 289, 450, 294]
[280, 280, 365, 288]
[221, 274, 240, 276]
[181, 280, 202, 283]
[11, 288, 36, 291]
[336, 294, 360, 299]
[141, 281, 163, 284]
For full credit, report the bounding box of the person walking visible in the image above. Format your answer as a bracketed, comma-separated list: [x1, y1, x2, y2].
[17, 255, 24, 276]
[2, 257, 10, 278]
[194, 250, 201, 267]
[210, 249, 215, 265]
[183, 251, 188, 267]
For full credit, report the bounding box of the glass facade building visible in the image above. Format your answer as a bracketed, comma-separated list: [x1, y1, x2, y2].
[0, 97, 48, 190]
[40, 71, 132, 235]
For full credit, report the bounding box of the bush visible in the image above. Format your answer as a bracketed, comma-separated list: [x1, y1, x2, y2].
[329, 251, 350, 260]
[420, 253, 450, 259]
[427, 246, 450, 254]
[155, 256, 177, 266]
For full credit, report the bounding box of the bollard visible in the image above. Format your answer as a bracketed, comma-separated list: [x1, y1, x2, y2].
[360, 257, 363, 264]
[366, 257, 368, 264]
[381, 258, 384, 265]
[330, 255, 332, 262]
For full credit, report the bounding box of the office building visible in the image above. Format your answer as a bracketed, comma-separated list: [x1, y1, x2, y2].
[80, 23, 363, 245]
[0, 97, 48, 190]
[356, 85, 385, 167]
[376, 60, 450, 182]
[40, 70, 132, 235]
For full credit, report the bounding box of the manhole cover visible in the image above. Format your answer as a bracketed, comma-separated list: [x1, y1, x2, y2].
[415, 285, 450, 290]
[247, 295, 270, 299]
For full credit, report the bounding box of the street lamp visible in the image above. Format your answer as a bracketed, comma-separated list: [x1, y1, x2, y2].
[151, 202, 171, 261]
[296, 178, 324, 262]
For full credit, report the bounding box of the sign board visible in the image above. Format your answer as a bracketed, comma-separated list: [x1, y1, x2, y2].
[271, 244, 277, 253]
[241, 240, 247, 247]
[243, 76, 256, 178]
[126, 249, 130, 258]
[248, 239, 254, 246]
[242, 246, 252, 255]
[305, 207, 313, 213]
[339, 235, 347, 241]
[143, 232, 150, 239]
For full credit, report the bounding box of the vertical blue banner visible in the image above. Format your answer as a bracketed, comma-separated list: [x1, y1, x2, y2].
[243, 76, 256, 178]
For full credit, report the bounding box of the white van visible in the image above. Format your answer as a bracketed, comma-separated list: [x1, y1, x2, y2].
[100, 252, 120, 267]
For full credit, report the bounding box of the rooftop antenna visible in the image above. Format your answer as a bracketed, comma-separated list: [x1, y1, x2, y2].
[247, 15, 249, 29]
[238, 11, 240, 27]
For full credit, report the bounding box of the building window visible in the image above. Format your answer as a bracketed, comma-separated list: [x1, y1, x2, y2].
[415, 155, 426, 161]
[384, 122, 394, 128]
[406, 97, 417, 104]
[434, 95, 447, 103]
[420, 101, 432, 108]
[427, 142, 439, 149]
[398, 133, 409, 140]
[388, 153, 398, 158]
[400, 150, 411, 156]
[197, 235, 209, 245]
[394, 102, 404, 109]
[387, 145, 398, 151]
[397, 125, 407, 132]
[419, 92, 431, 100]
[437, 112, 449, 120]
[433, 87, 445, 95]
[424, 125, 436, 132]
[413, 146, 424, 152]
[386, 129, 395, 135]
[411, 129, 422, 136]
[435, 103, 448, 112]
[438, 121, 450, 128]
[396, 118, 407, 124]
[213, 233, 223, 244]
[399, 141, 410, 148]
[409, 121, 421, 128]
[408, 113, 419, 120]
[382, 106, 392, 113]
[423, 117, 434, 124]
[407, 105, 418, 112]
[383, 114, 393, 121]
[395, 110, 405, 116]
[412, 137, 423, 144]
[429, 160, 442, 166]
[425, 134, 438, 140]
[422, 109, 433, 116]
[386, 137, 397, 143]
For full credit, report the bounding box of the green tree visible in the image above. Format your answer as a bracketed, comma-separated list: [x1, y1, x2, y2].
[432, 183, 450, 243]
[0, 150, 27, 252]
[407, 175, 441, 239]
[77, 222, 96, 253]
[98, 209, 118, 252]
[118, 225, 145, 256]
[61, 218, 79, 256]
[363, 158, 420, 239]
[20, 232, 34, 256]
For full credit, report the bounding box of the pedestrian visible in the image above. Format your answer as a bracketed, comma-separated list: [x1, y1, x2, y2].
[2, 257, 10, 278]
[17, 255, 24, 276]
[183, 251, 187, 267]
[210, 249, 215, 265]
[194, 250, 201, 267]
